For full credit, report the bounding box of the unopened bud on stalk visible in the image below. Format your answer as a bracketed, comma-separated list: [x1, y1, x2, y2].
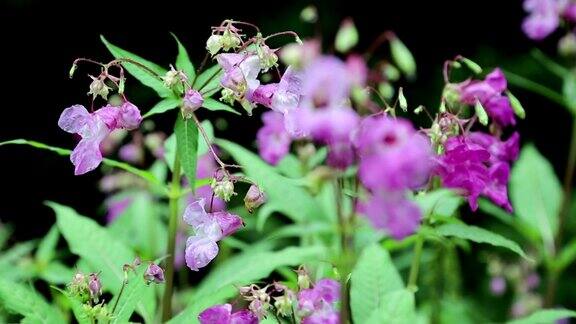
[144, 262, 165, 284]
[297, 267, 311, 290]
[335, 18, 359, 53]
[244, 184, 266, 213]
[88, 273, 102, 303]
[398, 87, 408, 111]
[163, 66, 186, 88]
[88, 76, 111, 100]
[206, 34, 223, 55]
[474, 99, 489, 126]
[182, 90, 204, 119]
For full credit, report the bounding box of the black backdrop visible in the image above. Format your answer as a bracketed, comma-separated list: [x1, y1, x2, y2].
[0, 0, 572, 240]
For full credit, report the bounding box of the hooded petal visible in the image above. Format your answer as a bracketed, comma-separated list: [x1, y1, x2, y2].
[271, 66, 303, 114]
[185, 235, 219, 271]
[212, 211, 243, 237]
[183, 198, 210, 229]
[58, 105, 91, 133]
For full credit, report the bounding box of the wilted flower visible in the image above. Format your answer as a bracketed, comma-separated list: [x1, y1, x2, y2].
[244, 184, 266, 213]
[144, 263, 165, 284]
[88, 76, 111, 100]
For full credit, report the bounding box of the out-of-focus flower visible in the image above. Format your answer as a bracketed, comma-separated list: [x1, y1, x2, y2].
[198, 303, 258, 324]
[256, 111, 292, 165]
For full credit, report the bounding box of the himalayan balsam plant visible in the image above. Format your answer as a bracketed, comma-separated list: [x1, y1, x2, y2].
[0, 1, 576, 323]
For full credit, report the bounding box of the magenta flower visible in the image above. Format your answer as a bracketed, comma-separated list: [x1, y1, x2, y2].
[357, 191, 422, 240]
[298, 278, 340, 323]
[355, 116, 433, 191]
[249, 83, 279, 108]
[457, 69, 516, 127]
[58, 102, 142, 175]
[198, 303, 258, 324]
[256, 111, 291, 165]
[522, 0, 561, 40]
[490, 276, 507, 296]
[183, 198, 242, 271]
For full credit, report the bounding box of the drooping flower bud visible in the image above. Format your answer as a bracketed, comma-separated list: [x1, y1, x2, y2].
[398, 87, 408, 112]
[88, 76, 111, 100]
[144, 262, 165, 284]
[244, 184, 266, 213]
[220, 29, 241, 51]
[182, 90, 204, 119]
[474, 99, 489, 126]
[88, 273, 102, 303]
[206, 34, 223, 56]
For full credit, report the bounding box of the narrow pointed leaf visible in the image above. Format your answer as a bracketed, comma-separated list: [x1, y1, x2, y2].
[143, 97, 182, 118]
[175, 117, 199, 189]
[172, 33, 196, 81]
[202, 98, 240, 115]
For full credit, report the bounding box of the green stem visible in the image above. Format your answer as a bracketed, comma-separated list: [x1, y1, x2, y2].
[530, 49, 570, 79]
[161, 154, 182, 322]
[504, 70, 567, 107]
[111, 277, 128, 314]
[545, 115, 576, 306]
[334, 179, 351, 324]
[407, 235, 424, 291]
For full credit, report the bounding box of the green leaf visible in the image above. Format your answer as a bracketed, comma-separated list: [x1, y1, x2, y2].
[39, 262, 75, 284]
[35, 225, 59, 263]
[415, 189, 462, 218]
[554, 237, 576, 272]
[194, 246, 325, 299]
[110, 266, 149, 324]
[0, 139, 162, 187]
[511, 145, 563, 255]
[478, 199, 540, 244]
[351, 244, 404, 324]
[175, 117, 199, 189]
[0, 241, 35, 268]
[168, 286, 237, 324]
[390, 34, 416, 79]
[100, 35, 172, 98]
[436, 223, 530, 260]
[0, 279, 65, 323]
[53, 287, 91, 324]
[563, 72, 576, 114]
[143, 97, 181, 118]
[507, 308, 576, 324]
[172, 33, 196, 81]
[366, 289, 416, 324]
[217, 139, 328, 223]
[194, 64, 222, 92]
[202, 98, 240, 115]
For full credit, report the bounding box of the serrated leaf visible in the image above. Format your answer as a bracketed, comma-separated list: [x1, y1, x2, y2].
[172, 33, 196, 81]
[365, 289, 416, 324]
[507, 308, 576, 324]
[436, 223, 529, 260]
[175, 117, 199, 189]
[47, 202, 154, 322]
[101, 35, 172, 98]
[36, 225, 59, 263]
[217, 140, 328, 223]
[0, 139, 162, 186]
[202, 98, 240, 115]
[143, 97, 182, 118]
[511, 145, 563, 255]
[194, 246, 325, 298]
[351, 244, 404, 324]
[194, 64, 222, 92]
[563, 72, 576, 114]
[0, 279, 65, 323]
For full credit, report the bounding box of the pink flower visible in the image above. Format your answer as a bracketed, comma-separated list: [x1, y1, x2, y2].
[522, 0, 561, 40]
[198, 304, 258, 324]
[256, 111, 292, 165]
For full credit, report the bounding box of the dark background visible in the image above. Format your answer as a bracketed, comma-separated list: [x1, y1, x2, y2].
[0, 0, 572, 241]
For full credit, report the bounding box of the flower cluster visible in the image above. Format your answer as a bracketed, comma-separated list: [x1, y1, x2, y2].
[182, 198, 243, 271]
[58, 101, 142, 175]
[435, 66, 521, 212]
[198, 269, 339, 324]
[522, 0, 576, 40]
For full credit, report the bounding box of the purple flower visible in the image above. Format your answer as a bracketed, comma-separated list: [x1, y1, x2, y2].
[88, 273, 102, 303]
[119, 142, 144, 164]
[217, 53, 261, 97]
[490, 276, 507, 296]
[561, 0, 576, 22]
[183, 198, 243, 271]
[346, 54, 368, 87]
[522, 0, 560, 40]
[357, 191, 422, 240]
[183, 89, 204, 118]
[256, 111, 292, 165]
[298, 278, 340, 323]
[58, 102, 142, 175]
[244, 184, 266, 213]
[270, 66, 303, 116]
[302, 308, 339, 324]
[457, 69, 516, 127]
[301, 56, 352, 107]
[249, 83, 279, 108]
[144, 262, 165, 284]
[355, 116, 433, 191]
[198, 304, 258, 324]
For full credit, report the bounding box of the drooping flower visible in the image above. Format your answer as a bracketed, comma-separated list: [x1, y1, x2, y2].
[522, 0, 561, 40]
[457, 69, 516, 127]
[256, 111, 292, 165]
[354, 116, 433, 191]
[58, 102, 142, 175]
[244, 184, 266, 213]
[198, 303, 258, 324]
[183, 198, 242, 271]
[357, 191, 422, 240]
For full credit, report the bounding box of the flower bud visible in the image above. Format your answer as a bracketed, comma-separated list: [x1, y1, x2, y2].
[297, 267, 311, 290]
[144, 262, 165, 284]
[458, 56, 483, 74]
[506, 90, 526, 119]
[212, 177, 235, 202]
[88, 76, 111, 100]
[244, 184, 266, 213]
[558, 33, 576, 57]
[274, 295, 293, 317]
[389, 32, 416, 80]
[88, 273, 102, 303]
[279, 40, 320, 69]
[335, 18, 359, 53]
[69, 63, 78, 79]
[220, 29, 241, 51]
[206, 34, 223, 55]
[300, 5, 318, 23]
[182, 90, 204, 119]
[163, 67, 186, 88]
[398, 87, 408, 112]
[474, 99, 489, 126]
